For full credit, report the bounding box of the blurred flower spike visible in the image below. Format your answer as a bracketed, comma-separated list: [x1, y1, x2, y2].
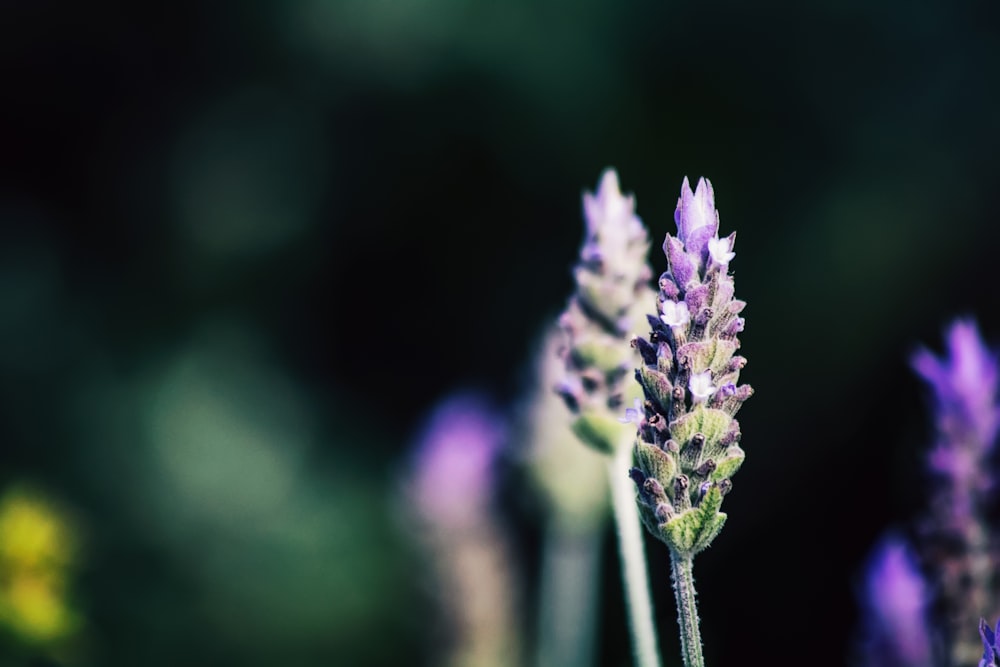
[556, 168, 653, 456]
[859, 534, 934, 667]
[0, 487, 81, 647]
[912, 319, 1000, 665]
[412, 393, 507, 529]
[912, 318, 1000, 469]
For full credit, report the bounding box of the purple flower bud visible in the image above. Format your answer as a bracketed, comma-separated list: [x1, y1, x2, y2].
[684, 284, 711, 314]
[674, 177, 719, 255]
[412, 393, 507, 528]
[658, 272, 681, 300]
[720, 317, 745, 340]
[858, 534, 934, 667]
[664, 234, 696, 289]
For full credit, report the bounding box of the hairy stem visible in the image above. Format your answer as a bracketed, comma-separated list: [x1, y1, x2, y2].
[670, 553, 704, 667]
[609, 443, 662, 667]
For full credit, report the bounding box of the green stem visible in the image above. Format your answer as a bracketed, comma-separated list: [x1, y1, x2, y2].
[608, 443, 662, 667]
[670, 553, 704, 667]
[535, 520, 603, 667]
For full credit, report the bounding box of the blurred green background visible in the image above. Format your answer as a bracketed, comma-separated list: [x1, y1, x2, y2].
[2, 1, 1000, 665]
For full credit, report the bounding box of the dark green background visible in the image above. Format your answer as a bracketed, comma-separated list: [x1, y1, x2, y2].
[2, 1, 999, 665]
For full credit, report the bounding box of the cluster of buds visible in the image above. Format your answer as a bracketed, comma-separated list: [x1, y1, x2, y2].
[556, 169, 656, 455]
[626, 177, 752, 558]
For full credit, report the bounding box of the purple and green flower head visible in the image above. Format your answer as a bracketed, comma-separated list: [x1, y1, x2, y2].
[627, 177, 751, 557]
[556, 169, 655, 456]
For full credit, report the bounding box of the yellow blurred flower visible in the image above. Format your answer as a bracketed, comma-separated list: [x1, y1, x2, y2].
[0, 574, 79, 644]
[0, 488, 80, 646]
[0, 492, 74, 571]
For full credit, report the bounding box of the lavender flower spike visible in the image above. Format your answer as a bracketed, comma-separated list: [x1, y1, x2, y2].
[557, 169, 663, 667]
[858, 534, 934, 667]
[630, 176, 750, 558]
[628, 177, 751, 667]
[912, 319, 1000, 667]
[557, 168, 655, 454]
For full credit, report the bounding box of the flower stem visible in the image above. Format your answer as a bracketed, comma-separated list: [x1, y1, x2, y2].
[670, 553, 704, 667]
[608, 442, 662, 667]
[535, 520, 603, 667]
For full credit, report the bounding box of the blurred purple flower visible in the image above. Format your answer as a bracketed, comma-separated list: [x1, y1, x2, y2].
[911, 319, 999, 665]
[411, 393, 507, 528]
[913, 319, 1000, 462]
[860, 534, 934, 667]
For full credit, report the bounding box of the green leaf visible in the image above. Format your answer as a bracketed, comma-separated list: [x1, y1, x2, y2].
[710, 446, 745, 481]
[661, 508, 700, 553]
[574, 338, 631, 374]
[634, 441, 676, 484]
[637, 366, 673, 413]
[660, 486, 728, 556]
[571, 413, 627, 455]
[669, 406, 732, 448]
[691, 512, 727, 553]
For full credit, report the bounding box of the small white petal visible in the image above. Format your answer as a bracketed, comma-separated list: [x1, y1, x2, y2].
[660, 300, 690, 328]
[689, 371, 717, 402]
[708, 236, 736, 265]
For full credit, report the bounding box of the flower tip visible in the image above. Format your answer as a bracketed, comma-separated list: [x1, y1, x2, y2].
[597, 167, 622, 197]
[680, 175, 693, 197]
[694, 177, 714, 201]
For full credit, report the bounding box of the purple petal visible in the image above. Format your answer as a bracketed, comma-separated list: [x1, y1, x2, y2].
[685, 221, 718, 260]
[674, 177, 719, 251]
[663, 234, 696, 289]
